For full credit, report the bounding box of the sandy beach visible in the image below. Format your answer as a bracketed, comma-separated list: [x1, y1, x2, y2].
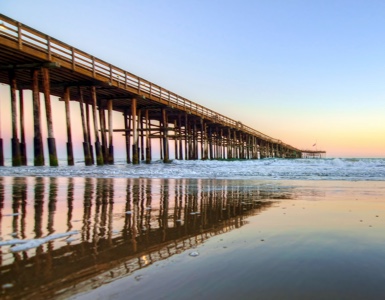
[1, 177, 385, 299]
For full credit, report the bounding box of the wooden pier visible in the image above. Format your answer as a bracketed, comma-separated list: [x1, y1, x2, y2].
[0, 14, 325, 166]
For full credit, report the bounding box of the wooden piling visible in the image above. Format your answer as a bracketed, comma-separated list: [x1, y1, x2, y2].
[162, 108, 170, 163]
[192, 121, 198, 159]
[31, 69, 44, 166]
[145, 109, 151, 164]
[85, 102, 94, 164]
[42, 68, 58, 166]
[64, 87, 74, 166]
[107, 99, 114, 164]
[178, 113, 183, 160]
[174, 120, 178, 160]
[18, 90, 27, 165]
[91, 86, 103, 165]
[124, 110, 131, 163]
[0, 138, 3, 166]
[9, 70, 21, 166]
[138, 109, 144, 161]
[227, 130, 232, 159]
[131, 98, 139, 164]
[0, 93, 4, 166]
[202, 121, 209, 160]
[78, 88, 92, 165]
[184, 114, 188, 160]
[208, 127, 213, 159]
[99, 105, 108, 163]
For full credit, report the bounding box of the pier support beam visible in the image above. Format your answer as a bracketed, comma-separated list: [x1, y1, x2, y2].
[31, 69, 44, 166]
[145, 109, 151, 164]
[91, 86, 103, 165]
[178, 113, 183, 160]
[139, 110, 144, 161]
[162, 108, 170, 163]
[124, 110, 131, 164]
[131, 98, 139, 164]
[19, 90, 27, 165]
[0, 93, 3, 166]
[42, 68, 58, 166]
[184, 114, 188, 160]
[107, 100, 114, 164]
[64, 87, 74, 166]
[85, 102, 94, 164]
[0, 138, 3, 166]
[78, 88, 92, 166]
[99, 105, 108, 163]
[9, 70, 21, 166]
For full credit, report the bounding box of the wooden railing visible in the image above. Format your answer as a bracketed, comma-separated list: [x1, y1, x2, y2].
[0, 14, 301, 151]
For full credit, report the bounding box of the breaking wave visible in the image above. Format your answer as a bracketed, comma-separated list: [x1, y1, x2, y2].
[1, 158, 385, 181]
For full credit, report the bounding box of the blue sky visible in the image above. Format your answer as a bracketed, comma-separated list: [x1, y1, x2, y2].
[1, 0, 385, 157]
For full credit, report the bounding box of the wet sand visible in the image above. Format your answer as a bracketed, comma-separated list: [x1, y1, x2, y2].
[1, 178, 385, 299]
[72, 180, 385, 300]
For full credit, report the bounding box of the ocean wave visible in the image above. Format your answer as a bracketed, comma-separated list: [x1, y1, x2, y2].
[0, 158, 384, 181]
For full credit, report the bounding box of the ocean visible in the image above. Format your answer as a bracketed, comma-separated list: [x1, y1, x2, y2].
[1, 158, 385, 299]
[1, 157, 385, 180]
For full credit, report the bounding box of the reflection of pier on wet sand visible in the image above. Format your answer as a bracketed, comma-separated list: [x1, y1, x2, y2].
[0, 177, 287, 299]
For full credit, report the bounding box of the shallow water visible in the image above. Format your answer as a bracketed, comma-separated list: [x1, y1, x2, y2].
[1, 158, 385, 181]
[0, 177, 385, 299]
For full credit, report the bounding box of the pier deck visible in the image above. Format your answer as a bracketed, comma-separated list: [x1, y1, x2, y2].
[0, 14, 325, 166]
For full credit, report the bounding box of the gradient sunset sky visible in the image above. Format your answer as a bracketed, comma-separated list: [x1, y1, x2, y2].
[1, 0, 385, 158]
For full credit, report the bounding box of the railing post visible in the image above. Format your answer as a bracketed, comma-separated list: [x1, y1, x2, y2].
[71, 47, 75, 70]
[17, 22, 22, 50]
[47, 36, 51, 60]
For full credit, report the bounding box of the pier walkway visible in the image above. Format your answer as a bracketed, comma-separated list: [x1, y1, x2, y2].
[0, 14, 325, 166]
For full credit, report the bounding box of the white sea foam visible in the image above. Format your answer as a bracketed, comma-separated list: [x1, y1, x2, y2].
[0, 158, 385, 181]
[0, 231, 79, 252]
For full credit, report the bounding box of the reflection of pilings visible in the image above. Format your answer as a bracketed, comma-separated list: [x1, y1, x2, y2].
[67, 178, 74, 232]
[82, 178, 93, 242]
[0, 177, 283, 300]
[11, 178, 21, 238]
[47, 177, 57, 235]
[34, 177, 45, 238]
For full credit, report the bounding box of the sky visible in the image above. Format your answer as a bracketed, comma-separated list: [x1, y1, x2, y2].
[1, 0, 385, 158]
